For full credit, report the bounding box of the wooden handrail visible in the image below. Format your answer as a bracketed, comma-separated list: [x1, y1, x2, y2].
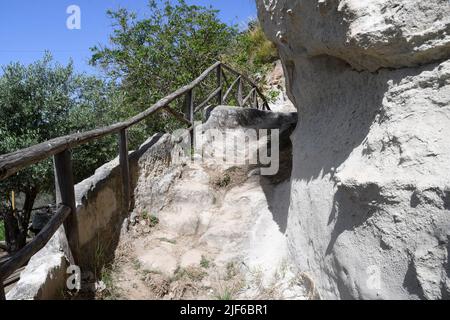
[0, 61, 270, 299]
[0, 62, 269, 180]
[0, 205, 71, 284]
[0, 62, 221, 181]
[162, 105, 192, 126]
[222, 76, 241, 103]
[221, 64, 270, 110]
[194, 87, 222, 114]
[242, 87, 256, 106]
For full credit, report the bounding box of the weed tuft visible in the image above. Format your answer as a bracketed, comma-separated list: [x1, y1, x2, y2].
[200, 255, 210, 269]
[215, 173, 231, 188]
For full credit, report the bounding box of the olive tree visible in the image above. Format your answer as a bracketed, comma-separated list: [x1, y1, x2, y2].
[90, 0, 238, 134]
[0, 54, 119, 253]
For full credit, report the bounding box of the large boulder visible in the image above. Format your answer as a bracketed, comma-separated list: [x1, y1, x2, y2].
[258, 0, 450, 72]
[257, 0, 450, 299]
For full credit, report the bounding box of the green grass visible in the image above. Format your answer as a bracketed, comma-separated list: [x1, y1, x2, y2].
[266, 89, 280, 103]
[142, 268, 162, 276]
[141, 210, 149, 220]
[0, 220, 5, 242]
[171, 266, 207, 282]
[216, 289, 234, 300]
[141, 210, 159, 227]
[226, 262, 238, 280]
[148, 215, 159, 228]
[100, 265, 122, 300]
[101, 267, 114, 289]
[200, 255, 210, 269]
[94, 238, 107, 276]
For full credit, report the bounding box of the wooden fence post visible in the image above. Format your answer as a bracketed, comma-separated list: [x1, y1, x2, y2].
[184, 89, 195, 152]
[54, 149, 80, 264]
[217, 64, 223, 105]
[252, 88, 258, 109]
[119, 129, 131, 213]
[237, 77, 243, 107]
[0, 280, 5, 300]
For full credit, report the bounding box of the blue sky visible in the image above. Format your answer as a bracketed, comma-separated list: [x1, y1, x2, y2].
[0, 0, 257, 74]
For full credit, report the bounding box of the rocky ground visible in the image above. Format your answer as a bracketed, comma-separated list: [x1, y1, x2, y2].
[91, 106, 313, 300]
[99, 164, 312, 300]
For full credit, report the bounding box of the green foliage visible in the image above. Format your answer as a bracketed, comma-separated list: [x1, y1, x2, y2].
[141, 210, 149, 220]
[0, 54, 121, 251]
[101, 266, 114, 289]
[216, 289, 234, 300]
[148, 215, 159, 228]
[266, 89, 280, 103]
[66, 78, 122, 182]
[221, 20, 278, 79]
[172, 266, 206, 282]
[0, 55, 73, 198]
[100, 264, 122, 300]
[0, 54, 119, 188]
[141, 210, 159, 227]
[141, 268, 162, 277]
[89, 1, 277, 145]
[200, 255, 210, 269]
[90, 0, 238, 137]
[226, 261, 238, 280]
[94, 238, 107, 275]
[0, 220, 4, 241]
[0, 1, 279, 252]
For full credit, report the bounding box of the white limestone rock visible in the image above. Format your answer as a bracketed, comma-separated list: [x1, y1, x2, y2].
[257, 0, 450, 300]
[137, 247, 178, 277]
[257, 0, 450, 71]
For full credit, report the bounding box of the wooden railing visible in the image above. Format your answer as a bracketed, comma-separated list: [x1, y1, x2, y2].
[0, 62, 270, 299]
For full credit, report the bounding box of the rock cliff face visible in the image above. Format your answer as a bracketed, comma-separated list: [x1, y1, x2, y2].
[257, 0, 450, 299]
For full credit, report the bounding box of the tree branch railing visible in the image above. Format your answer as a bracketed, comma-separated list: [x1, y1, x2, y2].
[0, 61, 270, 299]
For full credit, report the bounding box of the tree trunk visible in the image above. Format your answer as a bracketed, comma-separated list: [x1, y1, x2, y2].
[4, 210, 21, 253]
[4, 187, 38, 253]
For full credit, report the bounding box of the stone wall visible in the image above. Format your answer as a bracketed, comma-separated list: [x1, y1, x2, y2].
[7, 134, 165, 299]
[257, 0, 450, 299]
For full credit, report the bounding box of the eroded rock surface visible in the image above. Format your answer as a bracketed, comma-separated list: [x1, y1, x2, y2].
[257, 0, 450, 299]
[106, 107, 310, 300]
[259, 0, 450, 72]
[265, 60, 297, 112]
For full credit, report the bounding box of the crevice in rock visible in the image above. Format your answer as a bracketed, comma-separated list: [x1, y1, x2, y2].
[403, 260, 426, 299]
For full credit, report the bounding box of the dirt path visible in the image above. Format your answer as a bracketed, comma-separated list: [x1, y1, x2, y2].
[89, 105, 314, 300]
[97, 161, 311, 300]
